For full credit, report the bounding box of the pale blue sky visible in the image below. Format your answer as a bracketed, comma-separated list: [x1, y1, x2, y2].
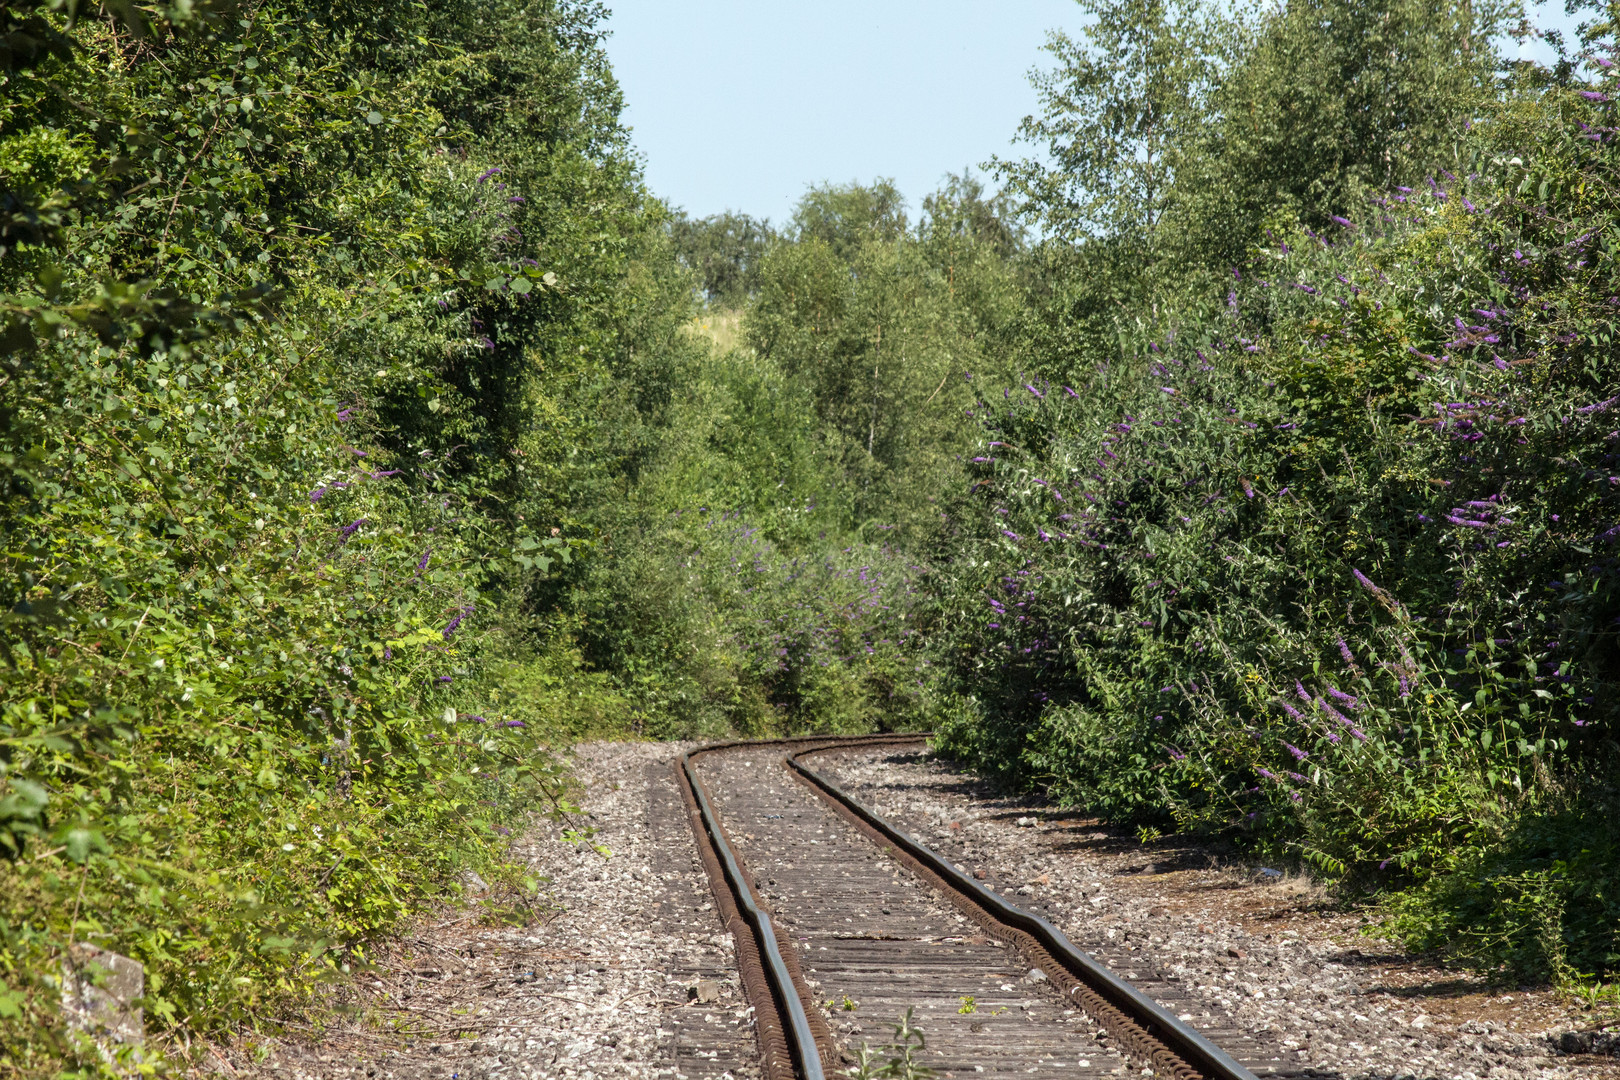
[603, 1, 1089, 223]
[602, 1, 1592, 225]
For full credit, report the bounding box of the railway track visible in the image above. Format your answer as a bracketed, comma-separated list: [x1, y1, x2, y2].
[675, 735, 1277, 1080]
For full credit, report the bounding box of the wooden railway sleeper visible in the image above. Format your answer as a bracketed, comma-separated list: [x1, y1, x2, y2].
[786, 740, 1258, 1080]
[676, 734, 1258, 1080]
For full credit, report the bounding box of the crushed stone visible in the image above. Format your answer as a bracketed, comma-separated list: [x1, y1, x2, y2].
[210, 742, 757, 1080]
[814, 744, 1620, 1080]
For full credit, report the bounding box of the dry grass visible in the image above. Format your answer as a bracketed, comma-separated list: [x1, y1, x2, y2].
[685, 308, 745, 354]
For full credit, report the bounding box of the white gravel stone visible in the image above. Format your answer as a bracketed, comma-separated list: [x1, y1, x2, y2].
[815, 744, 1617, 1080]
[218, 742, 756, 1080]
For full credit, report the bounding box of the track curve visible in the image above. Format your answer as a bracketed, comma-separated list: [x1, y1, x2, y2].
[676, 735, 1265, 1080]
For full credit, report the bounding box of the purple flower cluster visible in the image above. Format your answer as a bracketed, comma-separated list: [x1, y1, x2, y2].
[442, 604, 473, 640]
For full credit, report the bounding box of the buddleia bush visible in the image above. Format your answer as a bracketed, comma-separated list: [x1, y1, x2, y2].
[929, 66, 1620, 977]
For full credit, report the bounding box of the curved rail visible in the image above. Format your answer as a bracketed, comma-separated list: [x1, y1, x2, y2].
[787, 744, 1259, 1080]
[678, 733, 1262, 1080]
[675, 733, 924, 1080]
[680, 748, 824, 1080]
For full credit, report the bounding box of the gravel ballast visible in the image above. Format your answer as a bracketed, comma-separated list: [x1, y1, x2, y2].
[218, 742, 756, 1080]
[813, 744, 1620, 1080]
[214, 740, 1619, 1080]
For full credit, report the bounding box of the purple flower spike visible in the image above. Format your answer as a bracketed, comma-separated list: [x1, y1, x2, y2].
[1328, 686, 1360, 710]
[1330, 215, 1354, 228]
[1285, 742, 1308, 761]
[1317, 696, 1350, 726]
[1295, 680, 1311, 702]
[476, 166, 501, 182]
[1337, 639, 1356, 666]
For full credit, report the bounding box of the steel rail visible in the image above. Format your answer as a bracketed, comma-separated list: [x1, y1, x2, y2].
[786, 744, 1260, 1080]
[679, 747, 825, 1080]
[676, 733, 924, 1080]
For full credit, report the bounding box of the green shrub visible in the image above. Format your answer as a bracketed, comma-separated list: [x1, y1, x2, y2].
[0, 0, 656, 1068]
[928, 71, 1620, 978]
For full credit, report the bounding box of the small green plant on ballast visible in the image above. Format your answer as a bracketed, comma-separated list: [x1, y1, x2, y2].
[848, 1008, 935, 1080]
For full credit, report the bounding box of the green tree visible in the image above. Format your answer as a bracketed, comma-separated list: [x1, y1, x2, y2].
[792, 178, 909, 260]
[669, 210, 776, 307]
[1163, 0, 1510, 271]
[746, 181, 1019, 537]
[0, 0, 686, 1064]
[991, 0, 1234, 249]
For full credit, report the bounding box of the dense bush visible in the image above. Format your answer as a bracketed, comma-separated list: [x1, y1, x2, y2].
[931, 63, 1620, 978]
[574, 508, 936, 736]
[0, 0, 660, 1069]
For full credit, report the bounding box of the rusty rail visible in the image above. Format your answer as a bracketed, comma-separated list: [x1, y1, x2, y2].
[675, 734, 923, 1080]
[787, 742, 1260, 1080]
[678, 733, 1260, 1080]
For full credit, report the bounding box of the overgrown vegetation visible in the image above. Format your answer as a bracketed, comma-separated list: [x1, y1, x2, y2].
[0, 0, 661, 1069]
[4, 0, 1618, 1070]
[936, 0, 1620, 985]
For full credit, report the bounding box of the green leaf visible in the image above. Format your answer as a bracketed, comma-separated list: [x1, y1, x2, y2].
[63, 828, 104, 864]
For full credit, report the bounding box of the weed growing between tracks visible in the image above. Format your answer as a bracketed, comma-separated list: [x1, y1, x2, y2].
[848, 1008, 937, 1080]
